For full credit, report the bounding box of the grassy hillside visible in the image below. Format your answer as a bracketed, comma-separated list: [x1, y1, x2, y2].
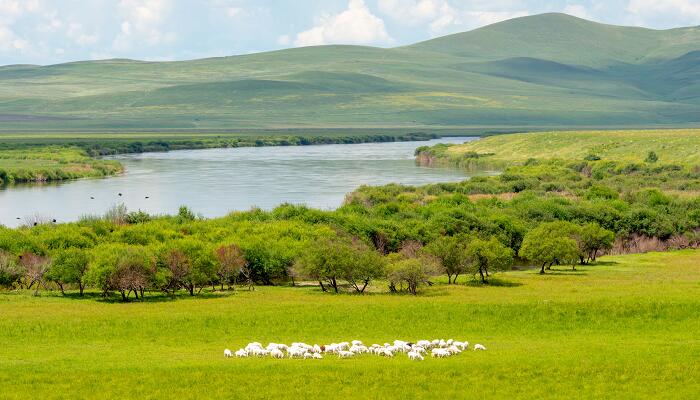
[426, 129, 700, 167]
[1, 13, 700, 131]
[1, 250, 698, 399]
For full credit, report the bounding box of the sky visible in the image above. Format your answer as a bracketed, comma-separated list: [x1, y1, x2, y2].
[1, 0, 699, 66]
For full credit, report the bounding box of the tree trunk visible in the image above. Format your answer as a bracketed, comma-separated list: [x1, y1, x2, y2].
[331, 277, 338, 293]
[447, 273, 453, 284]
[479, 267, 486, 283]
[57, 282, 65, 295]
[188, 285, 194, 296]
[360, 279, 369, 294]
[79, 282, 84, 297]
[121, 290, 127, 301]
[540, 263, 546, 274]
[453, 273, 460, 284]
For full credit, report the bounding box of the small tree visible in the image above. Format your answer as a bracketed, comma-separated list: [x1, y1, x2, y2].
[295, 237, 352, 293]
[386, 258, 439, 295]
[214, 244, 246, 290]
[465, 237, 513, 283]
[0, 251, 23, 288]
[161, 239, 216, 296]
[520, 233, 580, 274]
[645, 151, 658, 163]
[47, 248, 90, 296]
[424, 235, 468, 284]
[342, 241, 385, 294]
[580, 223, 615, 262]
[19, 252, 51, 296]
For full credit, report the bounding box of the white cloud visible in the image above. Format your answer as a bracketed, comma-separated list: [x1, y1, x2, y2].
[277, 34, 291, 45]
[627, 0, 700, 25]
[66, 23, 99, 46]
[563, 4, 592, 19]
[113, 0, 175, 51]
[294, 0, 392, 47]
[378, 0, 528, 35]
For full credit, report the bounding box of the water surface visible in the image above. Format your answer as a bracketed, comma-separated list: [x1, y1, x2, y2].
[1, 137, 480, 227]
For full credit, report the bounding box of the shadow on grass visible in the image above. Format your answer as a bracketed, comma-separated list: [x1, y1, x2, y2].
[59, 288, 242, 303]
[464, 278, 523, 287]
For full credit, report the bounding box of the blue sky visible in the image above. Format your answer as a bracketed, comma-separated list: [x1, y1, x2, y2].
[1, 0, 699, 65]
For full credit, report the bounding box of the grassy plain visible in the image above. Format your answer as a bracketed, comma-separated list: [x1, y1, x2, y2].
[0, 250, 698, 399]
[441, 129, 700, 165]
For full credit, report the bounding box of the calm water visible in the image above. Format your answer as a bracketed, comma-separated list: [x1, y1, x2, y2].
[0, 137, 481, 227]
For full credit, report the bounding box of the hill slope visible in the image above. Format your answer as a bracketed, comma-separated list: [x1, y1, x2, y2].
[1, 13, 700, 131]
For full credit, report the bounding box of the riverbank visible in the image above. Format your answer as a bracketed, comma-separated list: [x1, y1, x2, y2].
[0, 130, 443, 184]
[415, 129, 700, 170]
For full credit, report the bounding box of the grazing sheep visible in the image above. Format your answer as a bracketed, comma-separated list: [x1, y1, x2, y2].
[417, 340, 432, 349]
[431, 348, 449, 358]
[453, 341, 468, 350]
[448, 345, 461, 354]
[312, 353, 323, 359]
[338, 351, 354, 358]
[351, 340, 363, 346]
[473, 344, 487, 351]
[235, 349, 248, 358]
[270, 349, 285, 359]
[287, 347, 306, 358]
[407, 351, 424, 361]
[349, 345, 368, 354]
[303, 352, 314, 359]
[412, 346, 426, 355]
[380, 349, 394, 358]
[224, 349, 233, 358]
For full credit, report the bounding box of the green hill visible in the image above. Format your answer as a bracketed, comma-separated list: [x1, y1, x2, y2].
[1, 13, 700, 131]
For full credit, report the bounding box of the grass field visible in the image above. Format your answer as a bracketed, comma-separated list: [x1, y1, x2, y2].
[443, 129, 700, 165]
[1, 250, 698, 399]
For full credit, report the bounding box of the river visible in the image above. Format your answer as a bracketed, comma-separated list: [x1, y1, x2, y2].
[0, 137, 482, 227]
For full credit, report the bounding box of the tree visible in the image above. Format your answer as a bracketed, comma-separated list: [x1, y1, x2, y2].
[0, 251, 23, 288]
[645, 151, 658, 163]
[424, 235, 468, 284]
[47, 248, 90, 296]
[161, 239, 216, 296]
[342, 241, 385, 294]
[214, 244, 246, 290]
[519, 227, 580, 274]
[87, 244, 156, 301]
[386, 257, 439, 295]
[19, 252, 51, 296]
[580, 223, 615, 262]
[465, 237, 513, 283]
[295, 237, 354, 293]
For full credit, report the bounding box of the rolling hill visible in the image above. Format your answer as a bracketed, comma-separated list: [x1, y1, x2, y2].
[1, 13, 700, 131]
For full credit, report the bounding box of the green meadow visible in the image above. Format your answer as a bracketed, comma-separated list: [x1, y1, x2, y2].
[0, 250, 698, 399]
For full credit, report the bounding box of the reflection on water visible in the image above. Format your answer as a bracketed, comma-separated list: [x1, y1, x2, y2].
[1, 137, 486, 227]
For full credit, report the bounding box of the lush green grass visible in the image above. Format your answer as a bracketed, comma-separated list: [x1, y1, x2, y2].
[0, 250, 698, 399]
[0, 146, 122, 183]
[436, 129, 700, 166]
[2, 14, 700, 131]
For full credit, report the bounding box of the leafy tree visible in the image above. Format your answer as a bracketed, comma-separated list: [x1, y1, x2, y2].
[47, 248, 90, 295]
[161, 238, 216, 295]
[214, 244, 246, 290]
[341, 241, 385, 293]
[87, 244, 156, 301]
[386, 257, 439, 295]
[295, 237, 354, 293]
[519, 227, 580, 274]
[645, 151, 658, 163]
[424, 235, 468, 284]
[0, 251, 23, 288]
[465, 237, 514, 283]
[580, 223, 615, 262]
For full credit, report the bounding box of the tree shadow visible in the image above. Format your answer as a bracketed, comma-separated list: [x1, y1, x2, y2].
[464, 278, 523, 287]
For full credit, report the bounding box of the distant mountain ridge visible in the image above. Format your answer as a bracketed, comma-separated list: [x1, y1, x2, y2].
[1, 13, 699, 131]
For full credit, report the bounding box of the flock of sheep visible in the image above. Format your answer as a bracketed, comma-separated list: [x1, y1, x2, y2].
[224, 339, 486, 361]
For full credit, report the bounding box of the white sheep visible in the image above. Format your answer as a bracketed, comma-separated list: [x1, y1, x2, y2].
[224, 349, 233, 358]
[312, 353, 323, 359]
[417, 340, 432, 349]
[448, 345, 461, 354]
[351, 340, 363, 346]
[270, 349, 285, 359]
[303, 352, 314, 359]
[338, 350, 354, 358]
[235, 349, 248, 358]
[287, 347, 306, 358]
[453, 341, 468, 350]
[473, 344, 487, 351]
[431, 348, 449, 358]
[407, 351, 424, 361]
